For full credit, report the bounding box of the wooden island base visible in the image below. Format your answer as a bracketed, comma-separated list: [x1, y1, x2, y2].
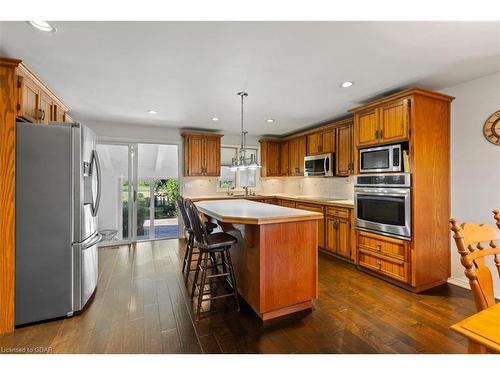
[219, 220, 318, 321]
[194, 199, 322, 321]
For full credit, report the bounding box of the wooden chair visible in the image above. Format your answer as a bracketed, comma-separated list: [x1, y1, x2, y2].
[450, 209, 500, 312]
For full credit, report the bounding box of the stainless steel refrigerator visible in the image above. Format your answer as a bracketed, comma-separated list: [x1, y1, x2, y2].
[15, 121, 102, 325]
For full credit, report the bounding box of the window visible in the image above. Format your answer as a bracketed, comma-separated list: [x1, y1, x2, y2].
[218, 146, 260, 192]
[219, 147, 237, 189]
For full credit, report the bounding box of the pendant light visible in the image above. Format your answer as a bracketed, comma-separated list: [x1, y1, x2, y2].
[230, 91, 261, 171]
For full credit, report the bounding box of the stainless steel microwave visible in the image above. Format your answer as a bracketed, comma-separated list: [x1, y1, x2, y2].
[304, 153, 334, 177]
[359, 144, 402, 173]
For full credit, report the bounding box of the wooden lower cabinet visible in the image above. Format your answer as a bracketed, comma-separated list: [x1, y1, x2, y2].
[296, 202, 324, 248]
[262, 198, 279, 205]
[356, 231, 410, 283]
[278, 199, 296, 208]
[325, 207, 352, 260]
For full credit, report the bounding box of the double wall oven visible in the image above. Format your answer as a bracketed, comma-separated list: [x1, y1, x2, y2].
[354, 173, 411, 240]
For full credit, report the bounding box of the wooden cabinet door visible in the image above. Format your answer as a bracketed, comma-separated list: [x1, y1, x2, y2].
[18, 76, 40, 123]
[288, 139, 297, 175]
[336, 217, 350, 258]
[321, 130, 335, 154]
[39, 92, 52, 125]
[280, 141, 289, 176]
[289, 137, 305, 176]
[296, 136, 306, 175]
[335, 124, 353, 176]
[54, 105, 65, 122]
[307, 132, 322, 155]
[267, 141, 281, 176]
[325, 218, 338, 253]
[204, 137, 221, 176]
[379, 99, 410, 143]
[356, 109, 379, 147]
[185, 136, 204, 176]
[260, 140, 281, 177]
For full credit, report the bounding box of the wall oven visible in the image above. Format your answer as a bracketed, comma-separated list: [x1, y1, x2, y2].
[359, 143, 402, 173]
[304, 153, 334, 177]
[354, 174, 411, 240]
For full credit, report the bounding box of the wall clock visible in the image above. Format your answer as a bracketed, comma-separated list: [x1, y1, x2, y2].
[483, 110, 500, 146]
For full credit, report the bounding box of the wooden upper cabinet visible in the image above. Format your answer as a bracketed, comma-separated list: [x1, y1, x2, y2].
[54, 105, 65, 122]
[16, 64, 69, 125]
[379, 99, 410, 143]
[39, 91, 53, 125]
[354, 98, 411, 148]
[288, 136, 306, 176]
[186, 136, 204, 176]
[17, 75, 40, 123]
[356, 109, 379, 147]
[321, 129, 335, 154]
[259, 139, 281, 177]
[307, 133, 322, 155]
[204, 137, 221, 176]
[307, 129, 335, 155]
[182, 132, 222, 177]
[280, 141, 289, 176]
[336, 122, 354, 176]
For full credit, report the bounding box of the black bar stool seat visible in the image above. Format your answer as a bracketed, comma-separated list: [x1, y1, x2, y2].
[202, 232, 237, 250]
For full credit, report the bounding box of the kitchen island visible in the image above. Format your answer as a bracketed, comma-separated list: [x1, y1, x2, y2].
[195, 199, 323, 321]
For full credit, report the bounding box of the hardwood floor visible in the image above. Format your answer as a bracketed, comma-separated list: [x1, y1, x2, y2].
[0, 239, 475, 354]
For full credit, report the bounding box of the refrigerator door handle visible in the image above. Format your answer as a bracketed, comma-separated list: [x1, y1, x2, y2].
[90, 150, 102, 217]
[81, 232, 102, 249]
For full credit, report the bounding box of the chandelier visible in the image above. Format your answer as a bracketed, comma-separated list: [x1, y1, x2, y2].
[230, 91, 261, 171]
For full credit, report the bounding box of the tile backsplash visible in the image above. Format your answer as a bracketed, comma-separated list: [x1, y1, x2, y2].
[182, 176, 354, 199]
[278, 176, 354, 199]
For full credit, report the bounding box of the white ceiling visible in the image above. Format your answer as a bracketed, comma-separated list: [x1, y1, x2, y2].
[1, 21, 499, 136]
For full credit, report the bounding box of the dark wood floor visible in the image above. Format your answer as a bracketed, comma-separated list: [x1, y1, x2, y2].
[0, 239, 475, 354]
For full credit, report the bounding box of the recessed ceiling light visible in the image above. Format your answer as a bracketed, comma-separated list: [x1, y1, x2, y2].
[212, 117, 219, 122]
[266, 119, 275, 123]
[340, 81, 354, 88]
[147, 110, 157, 115]
[28, 21, 56, 33]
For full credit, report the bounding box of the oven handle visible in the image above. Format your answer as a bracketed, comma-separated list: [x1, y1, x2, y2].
[354, 188, 410, 196]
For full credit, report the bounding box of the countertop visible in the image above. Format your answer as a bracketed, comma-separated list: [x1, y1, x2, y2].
[188, 194, 354, 208]
[195, 199, 324, 225]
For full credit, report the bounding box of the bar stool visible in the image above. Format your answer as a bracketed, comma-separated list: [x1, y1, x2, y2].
[177, 196, 217, 280]
[185, 199, 240, 321]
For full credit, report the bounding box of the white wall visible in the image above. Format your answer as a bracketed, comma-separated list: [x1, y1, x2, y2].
[444, 72, 500, 298]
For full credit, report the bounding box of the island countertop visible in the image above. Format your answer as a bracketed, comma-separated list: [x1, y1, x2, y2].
[195, 199, 324, 225]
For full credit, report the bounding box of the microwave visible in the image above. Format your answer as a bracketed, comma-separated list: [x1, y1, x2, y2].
[304, 153, 334, 177]
[359, 144, 402, 173]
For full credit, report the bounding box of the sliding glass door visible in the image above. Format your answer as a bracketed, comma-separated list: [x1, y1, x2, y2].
[97, 142, 179, 245]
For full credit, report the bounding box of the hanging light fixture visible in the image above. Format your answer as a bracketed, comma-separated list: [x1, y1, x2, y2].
[230, 91, 261, 171]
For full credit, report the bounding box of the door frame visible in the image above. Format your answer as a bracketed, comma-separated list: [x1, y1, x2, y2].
[96, 139, 183, 245]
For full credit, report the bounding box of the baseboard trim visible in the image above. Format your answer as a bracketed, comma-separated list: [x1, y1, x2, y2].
[447, 277, 500, 299]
